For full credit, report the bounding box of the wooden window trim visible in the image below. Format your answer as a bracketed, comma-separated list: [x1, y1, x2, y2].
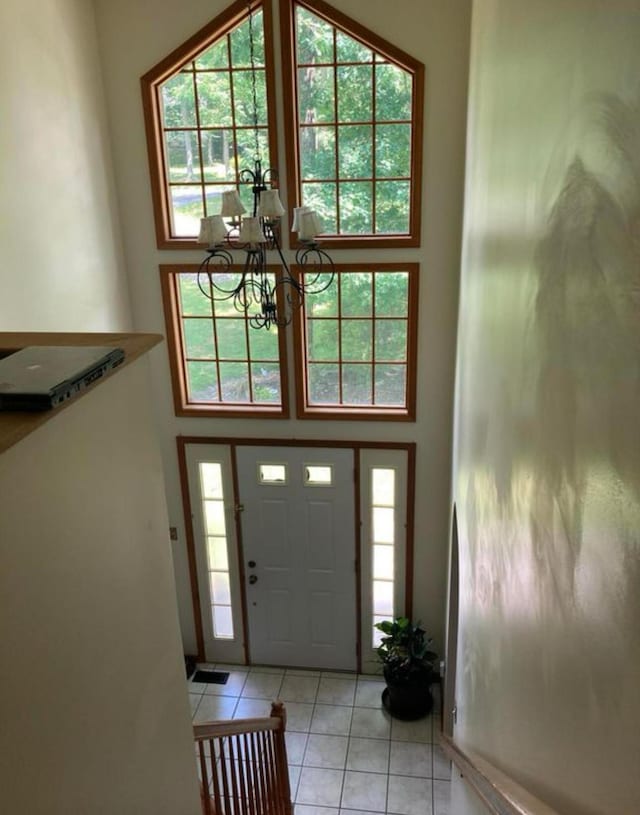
[279, 0, 425, 249]
[159, 264, 290, 418]
[292, 263, 419, 421]
[141, 0, 279, 250]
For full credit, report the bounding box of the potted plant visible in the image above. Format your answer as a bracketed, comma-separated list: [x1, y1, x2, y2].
[375, 617, 438, 720]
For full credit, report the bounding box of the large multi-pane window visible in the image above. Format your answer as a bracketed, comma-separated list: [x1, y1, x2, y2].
[293, 265, 418, 419]
[141, 0, 277, 247]
[149, 1, 423, 421]
[160, 266, 289, 417]
[143, 0, 424, 248]
[281, 0, 424, 247]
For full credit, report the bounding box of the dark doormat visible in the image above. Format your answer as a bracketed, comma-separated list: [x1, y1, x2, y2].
[192, 670, 230, 685]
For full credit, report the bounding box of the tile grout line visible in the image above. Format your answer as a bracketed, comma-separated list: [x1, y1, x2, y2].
[431, 710, 436, 815]
[385, 690, 392, 814]
[191, 670, 442, 813]
[337, 677, 353, 814]
[294, 671, 316, 803]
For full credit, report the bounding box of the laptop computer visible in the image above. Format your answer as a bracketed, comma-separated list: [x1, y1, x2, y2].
[0, 345, 125, 411]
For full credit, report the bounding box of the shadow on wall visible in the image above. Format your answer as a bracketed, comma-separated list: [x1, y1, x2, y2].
[459, 90, 640, 728]
[532, 91, 640, 608]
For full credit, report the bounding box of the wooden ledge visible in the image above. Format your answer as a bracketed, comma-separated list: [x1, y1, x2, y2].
[0, 332, 163, 455]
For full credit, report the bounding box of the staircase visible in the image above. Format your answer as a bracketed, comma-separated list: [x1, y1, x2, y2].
[194, 701, 293, 815]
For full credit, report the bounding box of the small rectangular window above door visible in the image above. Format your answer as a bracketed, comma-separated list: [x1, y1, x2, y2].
[304, 464, 333, 485]
[258, 463, 288, 484]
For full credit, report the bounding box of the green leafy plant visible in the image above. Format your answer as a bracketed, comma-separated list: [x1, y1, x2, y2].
[375, 617, 438, 684]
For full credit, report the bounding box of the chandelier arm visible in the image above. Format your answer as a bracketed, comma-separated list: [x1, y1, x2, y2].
[239, 166, 258, 186]
[268, 233, 296, 282]
[197, 249, 241, 301]
[262, 167, 278, 186]
[294, 245, 336, 294]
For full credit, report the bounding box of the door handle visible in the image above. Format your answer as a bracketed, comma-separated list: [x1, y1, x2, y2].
[249, 574, 258, 585]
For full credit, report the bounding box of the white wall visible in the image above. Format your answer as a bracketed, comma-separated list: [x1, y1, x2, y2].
[450, 771, 491, 815]
[0, 360, 200, 815]
[0, 0, 131, 331]
[452, 1, 640, 812]
[94, 0, 471, 657]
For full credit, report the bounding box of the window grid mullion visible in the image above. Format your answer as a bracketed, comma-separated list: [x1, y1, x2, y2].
[371, 271, 376, 405]
[190, 61, 208, 217]
[209, 280, 224, 403]
[332, 24, 340, 235]
[243, 294, 255, 403]
[226, 31, 241, 193]
[371, 59, 378, 233]
[337, 272, 344, 405]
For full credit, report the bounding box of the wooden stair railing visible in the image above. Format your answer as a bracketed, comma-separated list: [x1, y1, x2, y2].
[194, 701, 293, 815]
[440, 733, 561, 815]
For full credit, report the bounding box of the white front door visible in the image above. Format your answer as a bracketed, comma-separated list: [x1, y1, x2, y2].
[236, 446, 357, 670]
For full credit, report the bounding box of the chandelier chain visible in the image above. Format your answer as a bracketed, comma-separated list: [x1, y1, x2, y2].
[196, 1, 335, 330]
[247, 1, 261, 162]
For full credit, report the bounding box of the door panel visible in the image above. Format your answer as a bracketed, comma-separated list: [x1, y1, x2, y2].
[237, 446, 357, 670]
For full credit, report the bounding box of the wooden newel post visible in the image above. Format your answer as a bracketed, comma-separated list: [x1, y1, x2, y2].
[270, 701, 293, 815]
[270, 700, 287, 729]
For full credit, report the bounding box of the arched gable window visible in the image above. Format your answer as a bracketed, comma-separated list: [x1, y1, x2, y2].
[280, 0, 424, 247]
[146, 0, 423, 420]
[141, 0, 278, 248]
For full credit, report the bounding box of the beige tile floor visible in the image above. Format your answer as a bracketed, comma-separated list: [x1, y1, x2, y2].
[189, 664, 452, 815]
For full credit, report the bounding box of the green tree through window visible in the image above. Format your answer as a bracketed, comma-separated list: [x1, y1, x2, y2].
[283, 0, 424, 246]
[141, 0, 278, 246]
[160, 10, 269, 237]
[294, 265, 419, 419]
[160, 266, 289, 418]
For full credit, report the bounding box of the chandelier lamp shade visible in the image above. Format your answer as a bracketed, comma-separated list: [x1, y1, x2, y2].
[196, 3, 334, 331]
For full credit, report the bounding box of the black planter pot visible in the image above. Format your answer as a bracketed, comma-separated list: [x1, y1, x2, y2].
[381, 665, 433, 720]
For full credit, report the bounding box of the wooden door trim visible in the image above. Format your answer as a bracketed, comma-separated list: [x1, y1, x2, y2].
[177, 436, 416, 668]
[177, 439, 206, 661]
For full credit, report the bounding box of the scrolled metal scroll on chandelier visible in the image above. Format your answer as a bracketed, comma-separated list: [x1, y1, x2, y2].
[196, 1, 334, 331]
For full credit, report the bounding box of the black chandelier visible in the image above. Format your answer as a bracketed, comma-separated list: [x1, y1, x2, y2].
[196, 3, 334, 330]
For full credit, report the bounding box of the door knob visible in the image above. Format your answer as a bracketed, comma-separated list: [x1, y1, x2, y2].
[249, 574, 258, 584]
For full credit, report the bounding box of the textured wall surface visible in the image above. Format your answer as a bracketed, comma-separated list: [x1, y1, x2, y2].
[452, 1, 640, 813]
[0, 0, 131, 330]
